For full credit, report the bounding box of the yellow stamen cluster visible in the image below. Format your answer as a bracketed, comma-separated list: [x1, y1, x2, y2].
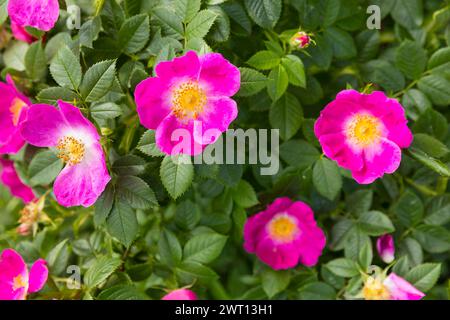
[171, 81, 207, 121]
[13, 274, 27, 291]
[362, 276, 390, 300]
[10, 98, 27, 126]
[346, 114, 381, 148]
[268, 214, 299, 243]
[56, 136, 85, 165]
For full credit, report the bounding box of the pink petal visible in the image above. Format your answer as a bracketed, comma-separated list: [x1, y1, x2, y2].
[0, 249, 28, 300]
[11, 22, 35, 43]
[53, 143, 111, 207]
[376, 234, 395, 264]
[58, 100, 100, 141]
[199, 52, 241, 97]
[0, 159, 36, 203]
[384, 273, 425, 300]
[8, 0, 60, 32]
[155, 114, 205, 156]
[28, 259, 48, 294]
[135, 76, 171, 130]
[155, 51, 200, 81]
[255, 236, 302, 270]
[318, 132, 364, 172]
[20, 104, 66, 147]
[352, 138, 401, 184]
[162, 289, 197, 300]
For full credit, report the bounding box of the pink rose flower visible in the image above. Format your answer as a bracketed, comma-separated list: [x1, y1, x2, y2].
[0, 248, 48, 300]
[0, 158, 36, 203]
[315, 90, 413, 184]
[162, 289, 197, 300]
[0, 75, 31, 154]
[363, 273, 425, 300]
[376, 234, 395, 264]
[7, 0, 60, 32]
[135, 50, 240, 156]
[290, 31, 311, 49]
[10, 22, 36, 43]
[243, 197, 326, 270]
[20, 101, 111, 207]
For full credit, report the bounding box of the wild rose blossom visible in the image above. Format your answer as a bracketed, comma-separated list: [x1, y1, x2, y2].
[0, 75, 31, 154]
[20, 100, 111, 207]
[377, 234, 395, 264]
[314, 90, 413, 184]
[10, 22, 35, 43]
[8, 0, 60, 32]
[362, 272, 424, 300]
[135, 50, 240, 156]
[162, 289, 197, 300]
[243, 197, 326, 270]
[0, 248, 48, 300]
[0, 158, 36, 203]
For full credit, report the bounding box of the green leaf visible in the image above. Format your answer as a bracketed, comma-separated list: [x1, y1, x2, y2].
[402, 89, 431, 121]
[112, 155, 146, 176]
[91, 102, 123, 120]
[36, 87, 79, 105]
[25, 41, 47, 81]
[4, 41, 28, 71]
[413, 224, 450, 253]
[269, 92, 303, 140]
[116, 176, 158, 210]
[417, 75, 450, 107]
[137, 131, 164, 157]
[322, 0, 341, 26]
[98, 285, 148, 300]
[46, 239, 70, 276]
[174, 0, 201, 23]
[358, 211, 395, 236]
[424, 195, 450, 226]
[231, 180, 259, 208]
[183, 232, 228, 264]
[324, 27, 357, 60]
[405, 263, 441, 292]
[0, 0, 7, 25]
[298, 282, 336, 300]
[428, 47, 450, 71]
[362, 60, 405, 92]
[80, 60, 116, 102]
[413, 107, 448, 140]
[281, 55, 306, 87]
[185, 9, 217, 40]
[50, 46, 82, 90]
[313, 158, 342, 200]
[152, 7, 184, 37]
[160, 155, 194, 199]
[159, 229, 182, 267]
[28, 150, 63, 186]
[327, 258, 360, 278]
[408, 148, 450, 177]
[395, 40, 427, 80]
[79, 17, 102, 49]
[84, 256, 122, 289]
[176, 261, 219, 282]
[107, 200, 138, 247]
[261, 269, 291, 298]
[118, 14, 150, 54]
[358, 241, 373, 270]
[346, 189, 373, 216]
[412, 133, 449, 158]
[236, 67, 267, 97]
[392, 189, 424, 228]
[94, 183, 115, 226]
[175, 200, 201, 230]
[391, 0, 423, 29]
[280, 140, 320, 169]
[267, 64, 288, 101]
[244, 0, 281, 29]
[247, 50, 281, 70]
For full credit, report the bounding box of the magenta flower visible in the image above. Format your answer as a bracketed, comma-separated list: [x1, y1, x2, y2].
[20, 101, 111, 207]
[377, 234, 395, 264]
[0, 158, 36, 203]
[0, 75, 31, 154]
[315, 90, 413, 184]
[243, 197, 326, 270]
[0, 248, 48, 300]
[135, 50, 240, 156]
[363, 273, 424, 300]
[11, 22, 36, 43]
[162, 288, 198, 300]
[7, 0, 60, 32]
[290, 31, 312, 49]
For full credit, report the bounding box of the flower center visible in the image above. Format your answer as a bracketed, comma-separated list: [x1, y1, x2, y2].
[362, 276, 390, 300]
[171, 81, 207, 121]
[13, 274, 27, 291]
[10, 98, 27, 126]
[345, 114, 381, 147]
[56, 136, 85, 165]
[267, 214, 299, 243]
